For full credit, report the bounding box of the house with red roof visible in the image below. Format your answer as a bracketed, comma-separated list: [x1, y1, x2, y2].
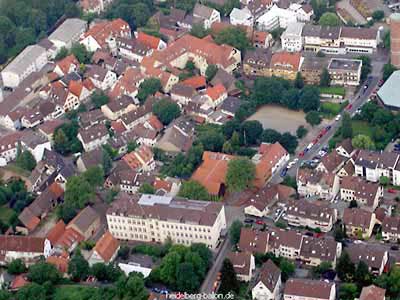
[270, 51, 303, 80]
[122, 145, 155, 172]
[54, 55, 80, 77]
[89, 231, 120, 265]
[136, 32, 167, 50]
[205, 84, 227, 107]
[80, 19, 131, 52]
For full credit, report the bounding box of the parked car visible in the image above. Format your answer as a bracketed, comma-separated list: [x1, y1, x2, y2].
[256, 219, 265, 225]
[335, 114, 341, 121]
[305, 232, 314, 237]
[152, 288, 161, 293]
[244, 218, 254, 224]
[346, 104, 353, 110]
[388, 189, 397, 194]
[280, 168, 288, 177]
[326, 125, 332, 131]
[299, 151, 305, 157]
[391, 245, 399, 251]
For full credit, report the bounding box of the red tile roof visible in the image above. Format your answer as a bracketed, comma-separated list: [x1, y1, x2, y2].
[181, 76, 207, 89]
[147, 115, 163, 132]
[47, 256, 69, 273]
[111, 120, 127, 134]
[46, 220, 66, 245]
[206, 83, 226, 101]
[93, 231, 120, 262]
[10, 275, 29, 290]
[270, 51, 302, 71]
[137, 32, 161, 50]
[56, 54, 79, 75]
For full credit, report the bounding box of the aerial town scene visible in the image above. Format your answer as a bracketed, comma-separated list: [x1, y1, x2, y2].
[1, 0, 400, 299]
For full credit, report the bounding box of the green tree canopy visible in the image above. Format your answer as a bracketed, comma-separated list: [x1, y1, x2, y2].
[336, 251, 355, 282]
[226, 158, 255, 192]
[27, 262, 60, 285]
[352, 134, 375, 150]
[152, 99, 181, 125]
[383, 63, 397, 82]
[138, 78, 162, 103]
[299, 86, 320, 112]
[341, 112, 353, 139]
[190, 23, 210, 39]
[241, 120, 263, 145]
[357, 56, 372, 81]
[205, 64, 218, 81]
[68, 249, 90, 281]
[296, 126, 308, 139]
[15, 150, 36, 171]
[279, 132, 298, 154]
[219, 259, 240, 295]
[71, 43, 92, 64]
[138, 183, 155, 194]
[7, 259, 26, 275]
[261, 129, 282, 143]
[320, 68, 331, 87]
[16, 283, 46, 300]
[229, 220, 243, 244]
[319, 12, 340, 26]
[214, 27, 251, 51]
[305, 111, 322, 126]
[339, 283, 359, 300]
[372, 10, 384, 21]
[294, 72, 304, 89]
[91, 91, 109, 109]
[178, 180, 209, 200]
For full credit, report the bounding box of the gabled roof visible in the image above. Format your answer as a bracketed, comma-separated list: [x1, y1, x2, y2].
[137, 32, 161, 50]
[0, 235, 45, 253]
[359, 285, 386, 300]
[257, 260, 281, 292]
[239, 227, 268, 254]
[93, 231, 120, 262]
[68, 206, 100, 234]
[284, 279, 334, 299]
[206, 84, 226, 101]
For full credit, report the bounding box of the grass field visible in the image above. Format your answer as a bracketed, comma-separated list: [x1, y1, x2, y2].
[0, 205, 15, 224]
[319, 86, 346, 97]
[352, 120, 374, 138]
[53, 286, 100, 300]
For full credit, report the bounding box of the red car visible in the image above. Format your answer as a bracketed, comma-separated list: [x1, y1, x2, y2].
[313, 138, 319, 144]
[388, 189, 397, 194]
[346, 104, 353, 110]
[299, 151, 305, 157]
[256, 219, 265, 225]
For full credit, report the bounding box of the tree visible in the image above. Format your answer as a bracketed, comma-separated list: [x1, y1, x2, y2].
[299, 86, 320, 112]
[7, 259, 26, 275]
[355, 260, 372, 287]
[352, 134, 375, 150]
[71, 43, 92, 64]
[190, 23, 209, 38]
[341, 112, 353, 139]
[176, 262, 199, 293]
[349, 199, 358, 208]
[226, 158, 255, 192]
[219, 259, 240, 295]
[372, 10, 384, 21]
[91, 91, 109, 109]
[241, 120, 263, 145]
[197, 127, 225, 152]
[319, 12, 340, 26]
[339, 283, 359, 300]
[83, 166, 104, 187]
[214, 27, 251, 51]
[159, 252, 181, 286]
[379, 175, 390, 186]
[68, 249, 90, 281]
[383, 63, 397, 82]
[294, 72, 304, 89]
[152, 99, 181, 125]
[137, 78, 162, 103]
[205, 64, 218, 81]
[118, 245, 131, 260]
[261, 129, 282, 143]
[357, 56, 372, 81]
[27, 262, 60, 284]
[65, 2, 81, 17]
[190, 243, 212, 269]
[296, 126, 308, 139]
[279, 132, 298, 154]
[15, 150, 36, 171]
[336, 251, 355, 282]
[175, 0, 197, 12]
[119, 273, 149, 300]
[16, 283, 46, 300]
[0, 290, 10, 300]
[138, 183, 155, 194]
[55, 47, 68, 61]
[374, 266, 400, 298]
[311, 0, 328, 20]
[127, 140, 138, 153]
[279, 258, 295, 282]
[320, 68, 331, 87]
[334, 223, 346, 241]
[178, 180, 209, 200]
[305, 111, 322, 126]
[101, 148, 113, 176]
[91, 263, 108, 281]
[229, 220, 243, 244]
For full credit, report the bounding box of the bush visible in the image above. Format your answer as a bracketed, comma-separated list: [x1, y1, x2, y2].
[296, 126, 308, 139]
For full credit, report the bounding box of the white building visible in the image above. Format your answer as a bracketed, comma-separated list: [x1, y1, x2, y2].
[0, 236, 52, 265]
[1, 45, 48, 88]
[48, 18, 88, 51]
[281, 22, 304, 52]
[77, 123, 110, 152]
[252, 260, 282, 300]
[288, 3, 314, 22]
[230, 7, 254, 27]
[256, 5, 297, 31]
[107, 193, 227, 250]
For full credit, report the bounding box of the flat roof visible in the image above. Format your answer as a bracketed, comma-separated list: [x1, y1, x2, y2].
[282, 22, 305, 37]
[48, 18, 87, 43]
[377, 70, 400, 108]
[328, 58, 362, 71]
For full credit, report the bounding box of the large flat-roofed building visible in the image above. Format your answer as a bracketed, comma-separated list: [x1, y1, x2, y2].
[377, 70, 400, 110]
[300, 55, 329, 85]
[1, 45, 48, 88]
[48, 18, 88, 51]
[327, 58, 362, 86]
[281, 22, 305, 52]
[106, 193, 226, 249]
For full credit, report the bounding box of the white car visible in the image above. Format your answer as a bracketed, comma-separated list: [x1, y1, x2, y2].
[335, 114, 341, 121]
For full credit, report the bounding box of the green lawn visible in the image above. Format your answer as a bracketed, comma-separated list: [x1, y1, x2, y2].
[320, 101, 348, 118]
[319, 86, 346, 97]
[0, 205, 15, 224]
[53, 286, 101, 300]
[352, 120, 374, 138]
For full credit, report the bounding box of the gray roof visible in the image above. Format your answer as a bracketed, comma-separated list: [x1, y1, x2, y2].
[69, 206, 100, 233]
[48, 18, 87, 44]
[328, 58, 362, 72]
[320, 26, 341, 39]
[300, 55, 329, 71]
[282, 22, 304, 37]
[378, 70, 400, 108]
[2, 45, 46, 75]
[302, 24, 321, 37]
[193, 3, 214, 19]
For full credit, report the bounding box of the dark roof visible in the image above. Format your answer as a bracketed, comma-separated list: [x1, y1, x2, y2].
[78, 123, 109, 144]
[320, 26, 341, 39]
[343, 208, 374, 229]
[258, 260, 281, 292]
[284, 279, 334, 299]
[355, 150, 399, 170]
[68, 206, 100, 233]
[300, 236, 339, 264]
[220, 96, 242, 115]
[302, 24, 321, 37]
[347, 244, 387, 270]
[340, 27, 377, 39]
[210, 69, 236, 91]
[171, 83, 197, 98]
[0, 235, 45, 253]
[244, 48, 272, 67]
[300, 55, 329, 71]
[79, 148, 103, 169]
